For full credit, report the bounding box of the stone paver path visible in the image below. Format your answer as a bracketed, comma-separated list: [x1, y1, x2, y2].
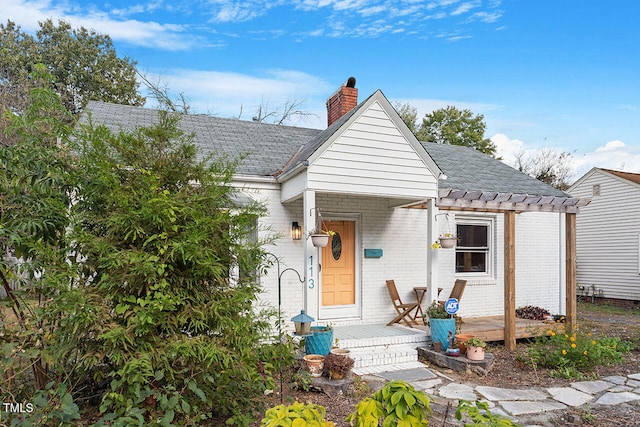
[367, 363, 640, 426]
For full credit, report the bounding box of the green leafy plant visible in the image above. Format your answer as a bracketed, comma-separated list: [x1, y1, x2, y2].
[261, 401, 336, 427]
[426, 301, 450, 319]
[464, 337, 487, 348]
[2, 77, 279, 426]
[524, 328, 632, 379]
[455, 400, 521, 426]
[347, 380, 432, 426]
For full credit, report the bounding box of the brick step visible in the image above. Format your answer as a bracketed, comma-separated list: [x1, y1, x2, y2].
[347, 343, 422, 369]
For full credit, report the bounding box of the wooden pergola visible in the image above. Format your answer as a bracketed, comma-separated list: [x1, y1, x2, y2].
[436, 189, 590, 351]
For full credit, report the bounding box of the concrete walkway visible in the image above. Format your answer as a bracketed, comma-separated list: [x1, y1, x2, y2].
[359, 362, 640, 426]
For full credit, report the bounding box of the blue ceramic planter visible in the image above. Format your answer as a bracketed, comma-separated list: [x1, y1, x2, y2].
[305, 326, 334, 356]
[429, 318, 456, 351]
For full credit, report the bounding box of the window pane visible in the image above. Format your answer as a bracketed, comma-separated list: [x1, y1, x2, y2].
[456, 252, 487, 273]
[457, 224, 488, 247]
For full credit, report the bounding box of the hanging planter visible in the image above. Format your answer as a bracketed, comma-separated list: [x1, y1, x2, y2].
[438, 234, 457, 249]
[310, 233, 330, 248]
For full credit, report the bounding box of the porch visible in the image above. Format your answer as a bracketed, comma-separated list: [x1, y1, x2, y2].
[333, 317, 563, 374]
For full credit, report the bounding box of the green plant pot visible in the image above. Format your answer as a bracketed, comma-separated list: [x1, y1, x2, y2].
[305, 327, 334, 355]
[429, 318, 456, 351]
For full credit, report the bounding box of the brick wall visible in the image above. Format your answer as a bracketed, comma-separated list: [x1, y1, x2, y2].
[326, 86, 358, 126]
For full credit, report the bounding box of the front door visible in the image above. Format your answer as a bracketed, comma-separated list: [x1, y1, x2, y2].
[320, 220, 358, 319]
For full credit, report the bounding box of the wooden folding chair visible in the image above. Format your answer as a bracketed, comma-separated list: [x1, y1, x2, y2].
[449, 279, 467, 301]
[439, 279, 467, 324]
[385, 280, 419, 327]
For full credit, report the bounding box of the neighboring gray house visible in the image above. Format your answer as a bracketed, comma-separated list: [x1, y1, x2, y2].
[82, 80, 585, 343]
[568, 168, 640, 301]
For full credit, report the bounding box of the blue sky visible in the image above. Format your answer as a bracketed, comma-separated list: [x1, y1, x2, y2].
[4, 0, 640, 180]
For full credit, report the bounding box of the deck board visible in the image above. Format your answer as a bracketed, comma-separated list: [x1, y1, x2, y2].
[406, 316, 564, 342]
[458, 316, 563, 342]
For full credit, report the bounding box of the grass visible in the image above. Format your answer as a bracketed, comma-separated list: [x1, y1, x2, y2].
[578, 300, 640, 317]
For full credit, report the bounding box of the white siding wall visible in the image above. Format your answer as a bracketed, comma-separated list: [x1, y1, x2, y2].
[307, 101, 438, 199]
[570, 172, 640, 301]
[435, 211, 565, 318]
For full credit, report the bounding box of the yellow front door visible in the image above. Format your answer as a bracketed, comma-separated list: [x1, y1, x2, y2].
[321, 220, 356, 315]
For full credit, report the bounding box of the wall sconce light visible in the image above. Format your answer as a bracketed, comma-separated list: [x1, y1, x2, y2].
[291, 222, 302, 240]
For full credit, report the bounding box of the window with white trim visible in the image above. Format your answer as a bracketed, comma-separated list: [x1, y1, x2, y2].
[455, 222, 490, 274]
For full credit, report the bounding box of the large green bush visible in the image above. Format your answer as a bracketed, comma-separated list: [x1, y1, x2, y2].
[2, 74, 279, 426]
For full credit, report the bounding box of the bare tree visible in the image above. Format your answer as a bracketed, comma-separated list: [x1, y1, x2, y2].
[138, 72, 191, 114]
[247, 98, 316, 125]
[515, 149, 575, 190]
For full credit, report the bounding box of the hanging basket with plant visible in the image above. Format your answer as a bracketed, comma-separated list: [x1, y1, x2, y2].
[308, 208, 335, 248]
[438, 233, 457, 249]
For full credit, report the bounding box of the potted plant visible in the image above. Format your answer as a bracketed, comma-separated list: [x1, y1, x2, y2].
[308, 209, 335, 247]
[438, 233, 457, 249]
[309, 227, 335, 248]
[455, 333, 475, 354]
[304, 324, 334, 356]
[302, 354, 325, 377]
[426, 301, 456, 351]
[464, 337, 487, 361]
[323, 351, 355, 380]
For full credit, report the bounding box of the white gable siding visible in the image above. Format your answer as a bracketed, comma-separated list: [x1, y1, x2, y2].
[307, 101, 438, 199]
[570, 171, 640, 301]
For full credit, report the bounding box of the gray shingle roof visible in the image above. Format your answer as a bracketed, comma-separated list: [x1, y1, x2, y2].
[82, 101, 321, 176]
[82, 100, 567, 198]
[421, 142, 569, 197]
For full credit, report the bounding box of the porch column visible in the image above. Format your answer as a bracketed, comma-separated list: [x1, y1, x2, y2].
[565, 212, 577, 332]
[303, 190, 318, 316]
[426, 199, 439, 303]
[504, 210, 516, 351]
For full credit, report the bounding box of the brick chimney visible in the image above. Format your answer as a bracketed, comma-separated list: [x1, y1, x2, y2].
[326, 77, 358, 127]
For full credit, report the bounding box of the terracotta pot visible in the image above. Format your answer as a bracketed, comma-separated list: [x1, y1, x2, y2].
[433, 341, 442, 352]
[303, 354, 325, 377]
[455, 334, 475, 354]
[330, 348, 351, 357]
[329, 370, 345, 380]
[466, 345, 485, 361]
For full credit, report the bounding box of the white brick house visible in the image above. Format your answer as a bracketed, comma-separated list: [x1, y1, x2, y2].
[83, 79, 586, 345]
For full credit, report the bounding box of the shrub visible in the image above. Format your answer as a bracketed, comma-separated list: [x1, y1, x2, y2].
[515, 306, 550, 320]
[261, 401, 336, 427]
[347, 380, 432, 426]
[455, 400, 521, 426]
[524, 328, 632, 378]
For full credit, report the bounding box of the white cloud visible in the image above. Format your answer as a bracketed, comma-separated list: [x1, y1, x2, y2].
[595, 140, 626, 152]
[4, 0, 204, 50]
[491, 133, 525, 164]
[451, 1, 480, 16]
[573, 140, 640, 177]
[491, 134, 640, 184]
[145, 68, 332, 127]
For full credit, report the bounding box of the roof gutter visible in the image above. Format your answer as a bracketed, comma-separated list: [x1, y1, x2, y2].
[275, 160, 309, 183]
